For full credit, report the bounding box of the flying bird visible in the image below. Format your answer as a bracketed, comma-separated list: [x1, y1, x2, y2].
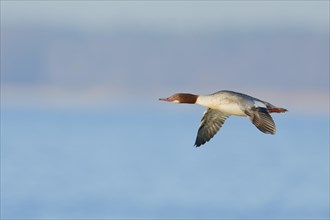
[159, 90, 287, 147]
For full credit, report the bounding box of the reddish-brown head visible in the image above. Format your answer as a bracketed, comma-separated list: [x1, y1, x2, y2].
[159, 93, 198, 104]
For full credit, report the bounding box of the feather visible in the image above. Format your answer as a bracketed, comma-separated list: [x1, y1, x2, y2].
[195, 109, 230, 147]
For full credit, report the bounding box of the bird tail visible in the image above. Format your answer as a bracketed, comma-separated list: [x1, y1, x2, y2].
[268, 108, 288, 113]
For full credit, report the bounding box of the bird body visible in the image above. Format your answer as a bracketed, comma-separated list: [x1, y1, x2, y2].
[159, 90, 287, 147]
[197, 93, 246, 116]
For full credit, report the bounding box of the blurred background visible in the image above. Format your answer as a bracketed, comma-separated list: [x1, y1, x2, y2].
[1, 1, 329, 219]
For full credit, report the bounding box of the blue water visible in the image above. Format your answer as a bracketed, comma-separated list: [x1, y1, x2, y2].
[1, 107, 329, 219]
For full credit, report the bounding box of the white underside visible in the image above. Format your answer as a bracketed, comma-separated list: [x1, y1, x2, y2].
[196, 96, 246, 116]
[217, 103, 246, 116]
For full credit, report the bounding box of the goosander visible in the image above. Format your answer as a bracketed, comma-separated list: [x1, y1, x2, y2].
[159, 90, 287, 147]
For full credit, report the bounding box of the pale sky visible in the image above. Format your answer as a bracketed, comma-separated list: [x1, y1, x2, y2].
[1, 1, 329, 31]
[1, 1, 329, 113]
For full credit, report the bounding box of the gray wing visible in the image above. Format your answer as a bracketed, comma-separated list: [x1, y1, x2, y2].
[245, 107, 276, 134]
[195, 109, 230, 147]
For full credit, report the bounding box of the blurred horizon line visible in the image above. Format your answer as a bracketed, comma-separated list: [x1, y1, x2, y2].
[1, 84, 329, 116]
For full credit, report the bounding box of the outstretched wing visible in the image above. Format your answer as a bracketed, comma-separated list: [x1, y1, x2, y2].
[195, 109, 230, 147]
[245, 107, 276, 134]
